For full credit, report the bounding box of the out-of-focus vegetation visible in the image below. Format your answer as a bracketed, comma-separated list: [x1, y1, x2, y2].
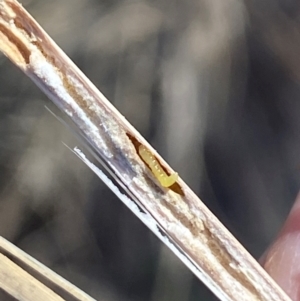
[0, 0, 299, 300]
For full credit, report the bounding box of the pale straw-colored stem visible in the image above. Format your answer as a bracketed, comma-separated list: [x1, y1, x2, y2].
[0, 1, 292, 301]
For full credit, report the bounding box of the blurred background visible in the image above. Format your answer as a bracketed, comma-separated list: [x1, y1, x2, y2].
[0, 0, 299, 300]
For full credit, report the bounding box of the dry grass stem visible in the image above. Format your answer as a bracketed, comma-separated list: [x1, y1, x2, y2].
[0, 236, 96, 300]
[0, 1, 292, 301]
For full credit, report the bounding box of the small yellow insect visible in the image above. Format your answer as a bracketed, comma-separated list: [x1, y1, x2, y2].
[138, 145, 178, 188]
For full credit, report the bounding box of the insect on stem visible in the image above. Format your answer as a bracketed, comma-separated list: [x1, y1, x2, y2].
[138, 145, 178, 188]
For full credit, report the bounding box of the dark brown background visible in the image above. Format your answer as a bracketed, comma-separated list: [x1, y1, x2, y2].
[0, 0, 299, 300]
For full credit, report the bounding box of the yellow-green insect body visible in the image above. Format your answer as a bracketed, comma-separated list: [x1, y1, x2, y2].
[138, 145, 178, 188]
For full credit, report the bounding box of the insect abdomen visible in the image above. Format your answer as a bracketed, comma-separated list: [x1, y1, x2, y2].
[138, 145, 178, 188]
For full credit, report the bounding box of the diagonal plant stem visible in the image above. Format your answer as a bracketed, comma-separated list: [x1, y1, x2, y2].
[0, 1, 292, 301]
